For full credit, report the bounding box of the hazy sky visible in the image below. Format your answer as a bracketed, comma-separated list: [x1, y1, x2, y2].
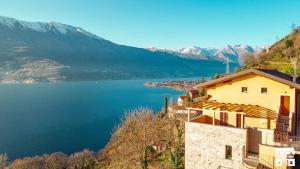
[0, 0, 299, 49]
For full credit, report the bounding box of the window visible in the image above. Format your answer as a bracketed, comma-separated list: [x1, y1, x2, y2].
[261, 87, 268, 94]
[225, 145, 232, 160]
[241, 87, 248, 93]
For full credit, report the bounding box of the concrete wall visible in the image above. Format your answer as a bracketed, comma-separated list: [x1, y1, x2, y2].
[247, 128, 275, 153]
[205, 74, 296, 113]
[185, 122, 247, 169]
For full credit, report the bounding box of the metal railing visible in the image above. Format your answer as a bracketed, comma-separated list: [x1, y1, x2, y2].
[289, 135, 300, 151]
[273, 113, 300, 151]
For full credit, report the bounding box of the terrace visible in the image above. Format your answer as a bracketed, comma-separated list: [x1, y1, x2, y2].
[187, 100, 276, 128]
[188, 100, 300, 152]
[186, 100, 300, 168]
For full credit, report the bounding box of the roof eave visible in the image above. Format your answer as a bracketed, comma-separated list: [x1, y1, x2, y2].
[195, 69, 300, 90]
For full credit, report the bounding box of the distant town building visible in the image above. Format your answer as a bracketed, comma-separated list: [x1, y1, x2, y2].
[178, 96, 186, 106]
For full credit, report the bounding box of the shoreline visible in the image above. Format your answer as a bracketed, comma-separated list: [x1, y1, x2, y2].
[144, 79, 202, 91]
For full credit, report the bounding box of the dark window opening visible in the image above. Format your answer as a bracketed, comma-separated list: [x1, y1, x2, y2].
[225, 145, 232, 160]
[261, 87, 268, 94]
[241, 87, 248, 93]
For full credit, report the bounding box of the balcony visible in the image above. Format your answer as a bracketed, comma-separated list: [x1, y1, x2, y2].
[273, 115, 300, 151]
[187, 100, 277, 129]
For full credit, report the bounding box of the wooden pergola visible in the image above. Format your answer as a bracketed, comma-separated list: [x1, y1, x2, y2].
[187, 100, 276, 127]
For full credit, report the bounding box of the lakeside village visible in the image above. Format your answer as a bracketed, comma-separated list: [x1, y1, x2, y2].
[163, 68, 300, 169]
[144, 78, 204, 91]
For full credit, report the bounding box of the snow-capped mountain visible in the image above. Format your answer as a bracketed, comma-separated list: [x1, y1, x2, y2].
[0, 16, 103, 40]
[148, 45, 263, 65]
[213, 45, 262, 64]
[0, 16, 230, 83]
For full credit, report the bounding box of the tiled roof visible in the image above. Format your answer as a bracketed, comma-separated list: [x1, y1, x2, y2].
[179, 96, 186, 100]
[171, 105, 187, 110]
[258, 69, 300, 84]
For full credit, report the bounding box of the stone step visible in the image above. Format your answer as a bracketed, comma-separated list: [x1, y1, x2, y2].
[256, 164, 271, 169]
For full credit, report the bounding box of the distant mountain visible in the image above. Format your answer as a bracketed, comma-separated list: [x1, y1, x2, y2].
[148, 45, 262, 65]
[0, 16, 234, 83]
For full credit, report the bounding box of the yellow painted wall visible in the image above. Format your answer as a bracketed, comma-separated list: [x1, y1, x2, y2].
[205, 74, 296, 113]
[202, 110, 276, 129]
[259, 144, 276, 169]
[245, 117, 267, 128]
[202, 109, 244, 128]
[258, 144, 292, 168]
[244, 117, 276, 129]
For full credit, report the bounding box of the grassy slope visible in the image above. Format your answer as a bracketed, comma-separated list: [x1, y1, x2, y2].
[239, 28, 300, 75]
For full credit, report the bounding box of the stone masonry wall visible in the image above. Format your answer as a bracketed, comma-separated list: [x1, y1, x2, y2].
[185, 122, 247, 169]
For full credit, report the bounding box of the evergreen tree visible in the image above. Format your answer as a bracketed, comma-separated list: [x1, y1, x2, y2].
[163, 96, 168, 116]
[201, 75, 205, 83]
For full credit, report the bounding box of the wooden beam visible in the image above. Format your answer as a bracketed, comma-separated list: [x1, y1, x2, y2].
[213, 111, 215, 125]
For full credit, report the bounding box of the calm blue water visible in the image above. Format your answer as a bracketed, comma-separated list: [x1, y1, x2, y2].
[0, 79, 187, 160]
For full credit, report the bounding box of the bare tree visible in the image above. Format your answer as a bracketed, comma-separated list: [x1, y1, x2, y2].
[8, 156, 45, 169]
[6, 150, 101, 169]
[44, 152, 68, 169]
[67, 149, 97, 169]
[159, 117, 184, 169]
[110, 108, 157, 169]
[243, 54, 257, 66]
[0, 154, 8, 169]
[101, 108, 185, 169]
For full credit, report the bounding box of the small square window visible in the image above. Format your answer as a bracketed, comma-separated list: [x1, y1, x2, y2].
[241, 87, 248, 93]
[225, 145, 232, 160]
[261, 87, 268, 94]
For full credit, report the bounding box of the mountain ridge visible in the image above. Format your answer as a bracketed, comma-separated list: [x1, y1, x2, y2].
[0, 16, 103, 40]
[148, 44, 262, 65]
[0, 16, 237, 83]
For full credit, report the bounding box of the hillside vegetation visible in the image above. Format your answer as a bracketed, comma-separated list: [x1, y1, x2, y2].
[239, 27, 300, 76]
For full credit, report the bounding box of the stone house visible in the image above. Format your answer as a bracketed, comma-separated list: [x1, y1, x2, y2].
[178, 96, 186, 106]
[185, 69, 300, 169]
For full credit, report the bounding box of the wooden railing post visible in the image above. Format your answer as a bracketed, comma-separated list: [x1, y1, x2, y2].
[187, 108, 190, 121]
[272, 156, 274, 169]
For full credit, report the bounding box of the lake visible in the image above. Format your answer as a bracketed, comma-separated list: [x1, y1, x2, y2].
[0, 78, 189, 160]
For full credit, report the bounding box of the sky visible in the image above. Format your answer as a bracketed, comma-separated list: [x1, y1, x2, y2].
[0, 0, 299, 50]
